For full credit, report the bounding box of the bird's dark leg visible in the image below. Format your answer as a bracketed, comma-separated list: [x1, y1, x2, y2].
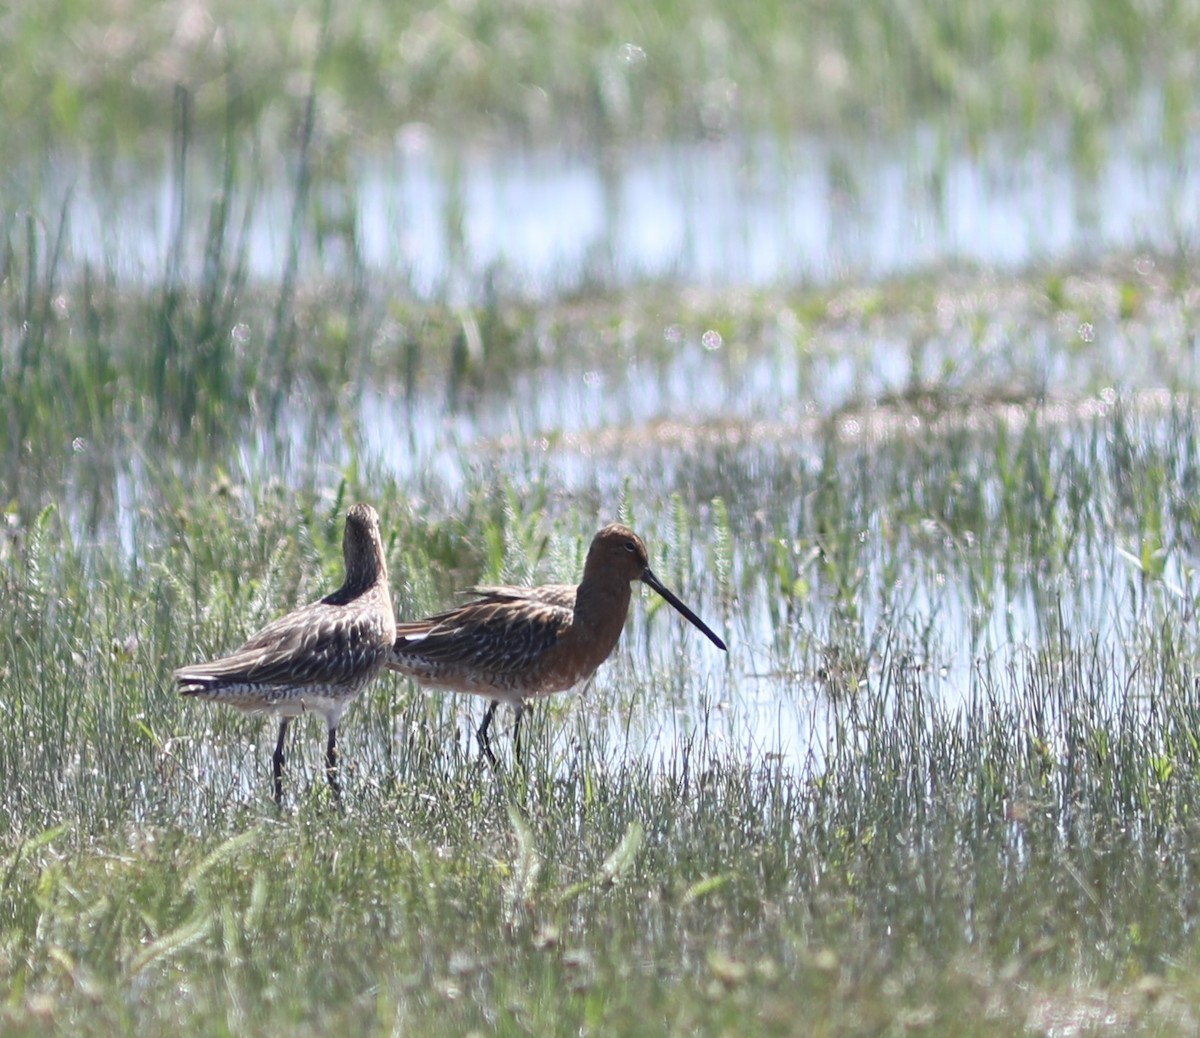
[476, 700, 499, 766]
[325, 725, 343, 803]
[273, 719, 290, 807]
[513, 702, 526, 768]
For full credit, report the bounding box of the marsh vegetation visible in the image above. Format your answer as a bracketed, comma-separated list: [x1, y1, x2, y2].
[4, 1, 1200, 1033]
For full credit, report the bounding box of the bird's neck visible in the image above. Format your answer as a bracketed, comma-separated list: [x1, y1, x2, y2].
[573, 575, 634, 658]
[335, 553, 386, 600]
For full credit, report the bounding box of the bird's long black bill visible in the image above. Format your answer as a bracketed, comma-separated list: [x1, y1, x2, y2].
[642, 568, 728, 651]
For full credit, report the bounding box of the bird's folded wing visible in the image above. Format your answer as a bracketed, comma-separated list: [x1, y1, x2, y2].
[392, 598, 571, 674]
[177, 603, 383, 688]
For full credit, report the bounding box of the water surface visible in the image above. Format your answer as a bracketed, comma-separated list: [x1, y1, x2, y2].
[46, 105, 1200, 297]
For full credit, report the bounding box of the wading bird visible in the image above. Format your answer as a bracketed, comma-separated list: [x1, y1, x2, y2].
[176, 503, 396, 804]
[386, 523, 727, 762]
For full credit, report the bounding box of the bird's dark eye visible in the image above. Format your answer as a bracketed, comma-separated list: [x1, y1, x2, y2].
[624, 541, 636, 552]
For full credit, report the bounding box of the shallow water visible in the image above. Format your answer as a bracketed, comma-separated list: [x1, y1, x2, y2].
[44, 102, 1200, 297]
[25, 105, 1200, 780]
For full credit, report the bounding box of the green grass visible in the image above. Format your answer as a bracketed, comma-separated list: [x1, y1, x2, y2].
[5, 273, 1200, 1031]
[5, 3, 1200, 1031]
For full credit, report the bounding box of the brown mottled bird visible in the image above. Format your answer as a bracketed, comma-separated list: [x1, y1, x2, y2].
[386, 523, 727, 762]
[176, 503, 397, 804]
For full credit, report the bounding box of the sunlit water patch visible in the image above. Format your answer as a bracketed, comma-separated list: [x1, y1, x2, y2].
[87, 369, 1200, 783]
[352, 399, 1200, 775]
[37, 105, 1200, 296]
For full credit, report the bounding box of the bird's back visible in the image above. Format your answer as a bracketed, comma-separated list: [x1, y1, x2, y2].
[176, 584, 396, 696]
[388, 584, 581, 697]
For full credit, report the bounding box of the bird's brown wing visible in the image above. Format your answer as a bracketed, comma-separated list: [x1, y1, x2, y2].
[390, 591, 573, 677]
[176, 600, 386, 691]
[465, 584, 577, 610]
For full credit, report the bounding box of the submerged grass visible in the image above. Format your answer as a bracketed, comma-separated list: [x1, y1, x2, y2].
[6, 372, 1200, 1031]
